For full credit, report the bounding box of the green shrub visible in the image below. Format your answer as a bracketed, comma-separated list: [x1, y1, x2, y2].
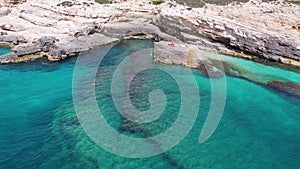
[175, 0, 248, 7]
[286, 0, 300, 4]
[95, 0, 110, 4]
[57, 1, 73, 7]
[174, 0, 205, 7]
[82, 2, 93, 6]
[152, 0, 165, 5]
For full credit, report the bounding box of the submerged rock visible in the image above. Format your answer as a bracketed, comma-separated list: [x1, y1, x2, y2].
[266, 81, 300, 98]
[197, 61, 224, 78]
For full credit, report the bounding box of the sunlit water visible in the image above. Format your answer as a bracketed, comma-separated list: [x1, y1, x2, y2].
[0, 48, 11, 56]
[0, 40, 300, 169]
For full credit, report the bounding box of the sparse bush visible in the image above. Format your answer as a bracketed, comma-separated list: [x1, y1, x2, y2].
[152, 0, 165, 5]
[95, 0, 110, 4]
[5, 0, 27, 5]
[57, 1, 73, 7]
[82, 2, 92, 6]
[175, 0, 249, 7]
[286, 0, 300, 4]
[174, 0, 205, 7]
[56, 1, 82, 7]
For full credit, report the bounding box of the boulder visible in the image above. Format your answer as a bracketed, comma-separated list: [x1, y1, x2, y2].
[0, 35, 27, 45]
[38, 36, 57, 52]
[13, 43, 41, 56]
[0, 7, 11, 17]
[0, 35, 18, 44]
[0, 52, 18, 64]
[39, 36, 56, 46]
[73, 23, 102, 38]
[60, 40, 90, 55]
[17, 36, 27, 44]
[49, 45, 66, 60]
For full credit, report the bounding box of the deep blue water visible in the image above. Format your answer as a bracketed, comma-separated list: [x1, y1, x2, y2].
[0, 40, 300, 169]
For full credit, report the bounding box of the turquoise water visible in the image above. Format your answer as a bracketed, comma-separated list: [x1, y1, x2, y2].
[0, 48, 11, 56]
[0, 41, 300, 169]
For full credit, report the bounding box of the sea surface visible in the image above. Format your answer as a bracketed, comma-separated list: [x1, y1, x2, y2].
[0, 48, 11, 56]
[0, 40, 300, 169]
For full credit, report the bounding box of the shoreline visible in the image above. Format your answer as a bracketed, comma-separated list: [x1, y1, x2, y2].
[0, 0, 299, 69]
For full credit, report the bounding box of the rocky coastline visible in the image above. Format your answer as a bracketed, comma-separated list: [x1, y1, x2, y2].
[1, 0, 300, 96]
[0, 0, 299, 65]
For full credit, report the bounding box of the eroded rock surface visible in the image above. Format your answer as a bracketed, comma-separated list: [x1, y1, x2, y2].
[154, 41, 224, 78]
[0, 0, 299, 66]
[156, 4, 300, 63]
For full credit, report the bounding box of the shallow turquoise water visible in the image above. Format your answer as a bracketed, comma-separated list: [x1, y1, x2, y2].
[0, 41, 300, 169]
[0, 48, 11, 56]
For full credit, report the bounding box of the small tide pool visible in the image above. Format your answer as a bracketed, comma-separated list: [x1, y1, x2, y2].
[0, 48, 11, 56]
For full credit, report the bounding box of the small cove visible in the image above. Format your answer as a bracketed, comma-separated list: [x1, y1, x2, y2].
[0, 40, 299, 169]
